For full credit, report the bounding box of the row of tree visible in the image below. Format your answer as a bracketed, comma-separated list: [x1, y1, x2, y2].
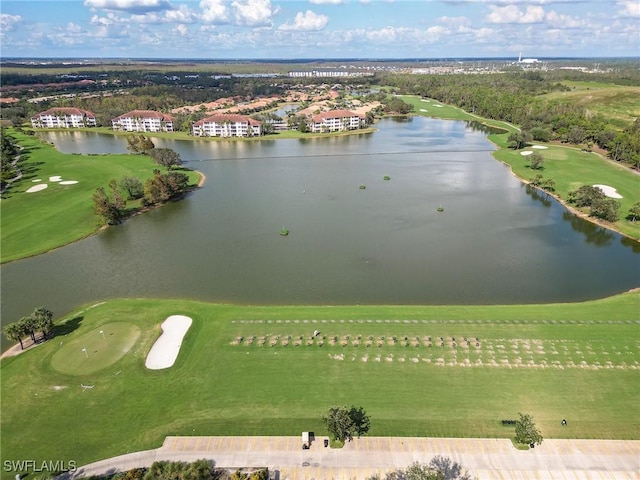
[380, 71, 640, 168]
[3, 307, 54, 350]
[80, 460, 268, 480]
[93, 169, 191, 225]
[368, 456, 473, 480]
[1, 130, 20, 187]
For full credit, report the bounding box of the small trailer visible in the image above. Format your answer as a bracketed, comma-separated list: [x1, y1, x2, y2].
[302, 431, 310, 449]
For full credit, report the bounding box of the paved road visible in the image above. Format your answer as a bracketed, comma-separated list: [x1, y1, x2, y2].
[62, 436, 639, 479]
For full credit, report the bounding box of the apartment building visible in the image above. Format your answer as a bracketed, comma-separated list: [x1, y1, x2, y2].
[192, 114, 262, 137]
[111, 110, 175, 132]
[309, 109, 366, 133]
[31, 107, 97, 128]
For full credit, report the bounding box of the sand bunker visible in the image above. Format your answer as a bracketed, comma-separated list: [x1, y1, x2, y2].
[433, 104, 443, 108]
[26, 184, 48, 193]
[420, 109, 428, 112]
[593, 184, 623, 199]
[60, 180, 78, 185]
[520, 151, 533, 156]
[49, 176, 62, 182]
[532, 145, 548, 149]
[32, 179, 42, 182]
[145, 315, 193, 370]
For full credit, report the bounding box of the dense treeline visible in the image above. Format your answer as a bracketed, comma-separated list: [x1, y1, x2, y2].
[378, 71, 640, 168]
[1, 131, 20, 186]
[78, 460, 269, 480]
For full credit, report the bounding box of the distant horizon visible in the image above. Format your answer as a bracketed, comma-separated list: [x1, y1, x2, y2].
[3, 55, 639, 62]
[2, 1, 638, 59]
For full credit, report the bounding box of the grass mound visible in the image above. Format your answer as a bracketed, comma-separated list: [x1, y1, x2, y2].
[50, 322, 140, 375]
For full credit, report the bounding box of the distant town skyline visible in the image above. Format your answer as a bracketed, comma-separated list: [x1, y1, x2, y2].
[1, 0, 639, 59]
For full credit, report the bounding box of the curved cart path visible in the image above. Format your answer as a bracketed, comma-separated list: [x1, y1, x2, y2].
[59, 436, 639, 479]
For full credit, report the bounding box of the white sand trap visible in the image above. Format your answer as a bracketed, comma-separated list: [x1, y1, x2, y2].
[60, 180, 78, 185]
[32, 179, 42, 182]
[145, 315, 192, 370]
[532, 145, 548, 149]
[49, 176, 62, 182]
[593, 184, 623, 199]
[26, 184, 48, 193]
[420, 109, 428, 112]
[421, 99, 430, 102]
[433, 104, 443, 107]
[520, 151, 533, 156]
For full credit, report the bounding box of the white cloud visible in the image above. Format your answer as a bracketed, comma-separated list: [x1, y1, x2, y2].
[279, 10, 328, 31]
[199, 0, 230, 24]
[436, 16, 470, 28]
[232, 0, 277, 27]
[174, 24, 189, 35]
[165, 5, 198, 23]
[0, 13, 22, 36]
[617, 0, 640, 17]
[309, 0, 344, 4]
[84, 0, 172, 13]
[486, 5, 545, 24]
[545, 10, 585, 28]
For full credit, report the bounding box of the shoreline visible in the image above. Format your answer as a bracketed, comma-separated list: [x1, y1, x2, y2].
[3, 288, 639, 358]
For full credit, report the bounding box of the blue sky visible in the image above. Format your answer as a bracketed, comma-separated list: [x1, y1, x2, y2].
[1, 0, 638, 59]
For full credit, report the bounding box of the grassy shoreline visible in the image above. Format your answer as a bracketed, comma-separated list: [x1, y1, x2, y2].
[399, 95, 640, 241]
[1, 292, 638, 474]
[0, 130, 203, 264]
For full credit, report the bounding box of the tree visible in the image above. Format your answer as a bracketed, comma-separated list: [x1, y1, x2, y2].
[590, 197, 619, 222]
[120, 176, 144, 200]
[31, 307, 54, 339]
[3, 322, 25, 350]
[323, 406, 354, 442]
[507, 130, 532, 149]
[348, 405, 371, 438]
[143, 170, 190, 205]
[149, 148, 182, 170]
[367, 457, 473, 480]
[126, 134, 155, 154]
[529, 151, 544, 170]
[514, 412, 543, 446]
[627, 202, 640, 222]
[92, 186, 125, 225]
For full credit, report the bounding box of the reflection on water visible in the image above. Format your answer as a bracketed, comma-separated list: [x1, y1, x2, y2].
[1, 117, 638, 351]
[562, 211, 615, 247]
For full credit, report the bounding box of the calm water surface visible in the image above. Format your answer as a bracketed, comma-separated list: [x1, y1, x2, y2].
[2, 117, 638, 343]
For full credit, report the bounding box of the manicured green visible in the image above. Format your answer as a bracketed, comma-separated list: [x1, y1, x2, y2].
[0, 130, 202, 263]
[1, 293, 638, 474]
[50, 322, 141, 375]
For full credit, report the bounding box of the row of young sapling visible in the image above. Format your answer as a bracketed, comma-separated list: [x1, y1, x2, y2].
[231, 334, 481, 348]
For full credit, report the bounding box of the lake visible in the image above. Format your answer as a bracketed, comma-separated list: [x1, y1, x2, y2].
[1, 116, 638, 349]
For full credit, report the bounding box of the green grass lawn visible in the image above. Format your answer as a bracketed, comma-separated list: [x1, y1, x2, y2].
[1, 293, 638, 474]
[0, 130, 202, 263]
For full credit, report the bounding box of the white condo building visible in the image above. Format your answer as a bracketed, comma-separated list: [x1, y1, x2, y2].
[31, 107, 97, 128]
[192, 114, 263, 137]
[111, 110, 175, 132]
[309, 109, 366, 133]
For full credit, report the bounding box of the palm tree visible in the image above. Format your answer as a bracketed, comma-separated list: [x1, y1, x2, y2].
[32, 307, 54, 340]
[3, 322, 24, 350]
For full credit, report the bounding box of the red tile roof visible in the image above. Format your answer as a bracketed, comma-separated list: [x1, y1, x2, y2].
[193, 114, 262, 127]
[311, 109, 363, 122]
[33, 107, 96, 118]
[112, 110, 174, 122]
